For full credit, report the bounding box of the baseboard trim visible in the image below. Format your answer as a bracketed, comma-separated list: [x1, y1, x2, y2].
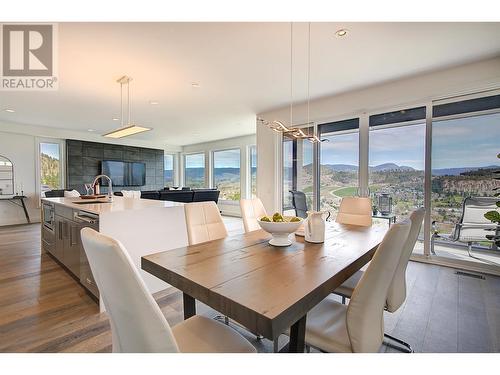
[410, 254, 500, 277]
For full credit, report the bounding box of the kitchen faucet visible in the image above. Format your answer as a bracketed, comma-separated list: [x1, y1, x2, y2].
[92, 174, 113, 201]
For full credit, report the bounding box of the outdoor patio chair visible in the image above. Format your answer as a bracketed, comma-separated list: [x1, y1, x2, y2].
[289, 190, 309, 218]
[431, 196, 500, 257]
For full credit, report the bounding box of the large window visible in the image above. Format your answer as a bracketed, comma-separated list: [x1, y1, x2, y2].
[319, 119, 359, 215]
[369, 107, 426, 220]
[213, 149, 241, 200]
[164, 154, 175, 187]
[431, 95, 500, 262]
[184, 153, 205, 188]
[40, 142, 62, 195]
[278, 91, 500, 270]
[249, 145, 257, 198]
[283, 128, 314, 211]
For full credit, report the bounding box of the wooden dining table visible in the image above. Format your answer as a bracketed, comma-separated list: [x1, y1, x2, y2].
[141, 222, 387, 353]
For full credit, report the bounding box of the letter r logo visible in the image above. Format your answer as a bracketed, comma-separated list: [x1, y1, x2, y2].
[2, 24, 53, 76]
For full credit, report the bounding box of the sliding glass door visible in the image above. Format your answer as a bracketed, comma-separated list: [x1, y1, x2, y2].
[318, 119, 359, 217]
[249, 145, 257, 198]
[278, 91, 500, 273]
[282, 127, 314, 213]
[368, 107, 426, 255]
[430, 94, 500, 267]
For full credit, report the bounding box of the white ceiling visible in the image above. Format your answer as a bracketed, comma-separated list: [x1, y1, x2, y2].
[1, 22, 500, 146]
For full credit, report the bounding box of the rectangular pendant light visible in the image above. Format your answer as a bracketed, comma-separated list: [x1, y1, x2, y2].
[103, 124, 152, 138]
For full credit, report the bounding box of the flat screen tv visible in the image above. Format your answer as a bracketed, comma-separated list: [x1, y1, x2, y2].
[101, 160, 146, 186]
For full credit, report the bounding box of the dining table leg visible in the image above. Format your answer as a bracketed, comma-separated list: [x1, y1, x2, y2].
[183, 293, 196, 320]
[288, 315, 307, 353]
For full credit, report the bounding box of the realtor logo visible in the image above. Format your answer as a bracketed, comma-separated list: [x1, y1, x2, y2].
[1, 23, 58, 90]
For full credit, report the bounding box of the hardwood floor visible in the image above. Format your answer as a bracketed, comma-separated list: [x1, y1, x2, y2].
[0, 223, 499, 353]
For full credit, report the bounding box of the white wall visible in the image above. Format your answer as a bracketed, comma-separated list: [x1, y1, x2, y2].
[256, 57, 500, 213]
[0, 131, 40, 225]
[182, 134, 256, 216]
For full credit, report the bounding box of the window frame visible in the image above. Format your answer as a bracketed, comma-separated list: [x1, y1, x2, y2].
[35, 137, 65, 204]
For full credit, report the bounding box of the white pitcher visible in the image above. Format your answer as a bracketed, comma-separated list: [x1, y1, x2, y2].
[304, 211, 329, 243]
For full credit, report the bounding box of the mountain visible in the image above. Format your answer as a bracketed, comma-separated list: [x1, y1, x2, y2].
[322, 163, 415, 172]
[322, 164, 358, 172]
[164, 170, 173, 181]
[183, 167, 242, 181]
[369, 163, 415, 172]
[431, 165, 500, 176]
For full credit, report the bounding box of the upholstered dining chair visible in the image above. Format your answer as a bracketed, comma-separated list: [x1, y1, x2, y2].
[240, 198, 268, 233]
[333, 208, 425, 352]
[80, 228, 256, 353]
[335, 197, 372, 227]
[294, 219, 411, 353]
[184, 201, 228, 245]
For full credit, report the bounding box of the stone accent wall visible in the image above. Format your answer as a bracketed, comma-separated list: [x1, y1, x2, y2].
[66, 139, 164, 194]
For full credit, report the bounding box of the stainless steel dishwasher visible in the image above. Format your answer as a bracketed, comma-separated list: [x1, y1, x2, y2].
[73, 211, 100, 299]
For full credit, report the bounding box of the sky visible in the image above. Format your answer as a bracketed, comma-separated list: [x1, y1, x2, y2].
[432, 113, 500, 169]
[185, 149, 241, 169]
[316, 112, 500, 170]
[214, 149, 240, 168]
[40, 143, 60, 159]
[164, 154, 174, 170]
[185, 153, 205, 168]
[369, 123, 425, 170]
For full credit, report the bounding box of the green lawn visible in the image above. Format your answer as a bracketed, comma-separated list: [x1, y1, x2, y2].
[302, 186, 313, 193]
[332, 186, 358, 197]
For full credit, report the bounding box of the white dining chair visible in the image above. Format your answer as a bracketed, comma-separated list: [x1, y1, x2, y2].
[240, 198, 267, 233]
[333, 207, 425, 352]
[335, 197, 372, 227]
[184, 201, 228, 245]
[298, 219, 411, 352]
[80, 227, 256, 353]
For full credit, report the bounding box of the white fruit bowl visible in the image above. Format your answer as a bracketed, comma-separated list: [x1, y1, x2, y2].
[257, 217, 304, 246]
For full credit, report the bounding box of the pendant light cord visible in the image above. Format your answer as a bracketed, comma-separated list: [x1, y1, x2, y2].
[127, 79, 131, 125]
[307, 22, 311, 133]
[120, 81, 124, 128]
[290, 22, 293, 128]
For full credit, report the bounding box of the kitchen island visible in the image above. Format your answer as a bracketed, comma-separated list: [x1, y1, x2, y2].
[40, 196, 188, 311]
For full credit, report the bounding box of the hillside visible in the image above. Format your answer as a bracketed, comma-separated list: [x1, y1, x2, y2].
[40, 153, 60, 188]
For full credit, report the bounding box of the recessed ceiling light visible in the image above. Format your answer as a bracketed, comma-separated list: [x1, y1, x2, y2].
[112, 117, 120, 121]
[191, 82, 200, 88]
[87, 129, 96, 132]
[4, 108, 15, 113]
[335, 29, 348, 37]
[149, 101, 159, 105]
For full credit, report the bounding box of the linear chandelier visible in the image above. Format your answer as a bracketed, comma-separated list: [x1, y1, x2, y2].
[265, 23, 321, 144]
[103, 75, 152, 138]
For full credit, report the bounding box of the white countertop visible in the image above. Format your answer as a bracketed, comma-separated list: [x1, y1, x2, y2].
[42, 196, 184, 215]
